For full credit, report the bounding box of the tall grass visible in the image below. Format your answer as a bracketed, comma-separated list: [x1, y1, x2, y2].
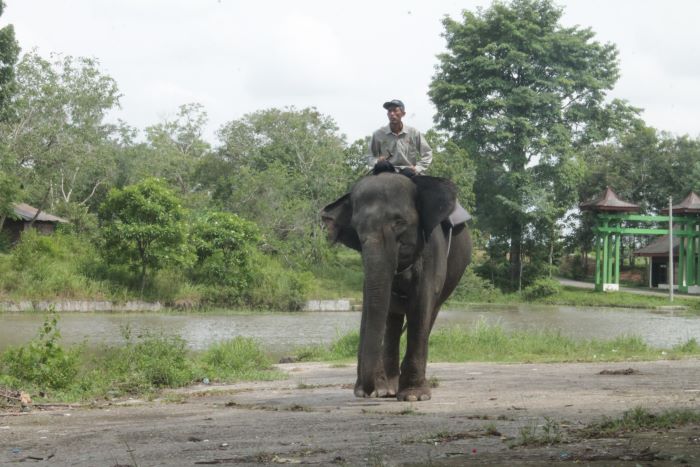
[200, 336, 283, 381]
[297, 320, 700, 363]
[0, 230, 114, 300]
[0, 315, 285, 402]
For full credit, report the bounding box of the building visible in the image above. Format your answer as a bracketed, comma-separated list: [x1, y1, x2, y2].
[1, 203, 69, 244]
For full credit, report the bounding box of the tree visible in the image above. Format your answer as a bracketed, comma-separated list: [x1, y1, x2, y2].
[429, 0, 637, 289]
[190, 211, 260, 291]
[98, 178, 189, 295]
[199, 107, 352, 264]
[144, 103, 211, 196]
[0, 0, 20, 227]
[0, 52, 121, 221]
[0, 0, 19, 122]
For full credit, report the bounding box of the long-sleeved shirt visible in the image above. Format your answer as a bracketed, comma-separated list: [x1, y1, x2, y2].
[367, 124, 433, 174]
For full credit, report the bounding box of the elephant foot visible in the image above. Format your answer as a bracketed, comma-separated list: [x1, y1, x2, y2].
[397, 386, 431, 402]
[354, 379, 389, 398]
[384, 375, 399, 398]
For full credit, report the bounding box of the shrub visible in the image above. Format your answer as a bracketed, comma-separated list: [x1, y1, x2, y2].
[522, 278, 562, 301]
[451, 266, 502, 302]
[189, 211, 260, 294]
[200, 337, 276, 381]
[0, 230, 109, 299]
[1, 313, 81, 391]
[100, 328, 194, 394]
[245, 250, 312, 310]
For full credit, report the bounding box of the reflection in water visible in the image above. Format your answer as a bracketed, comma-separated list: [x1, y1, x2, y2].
[1, 305, 699, 354]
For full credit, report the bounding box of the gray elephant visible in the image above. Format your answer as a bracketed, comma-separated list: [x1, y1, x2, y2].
[321, 171, 471, 401]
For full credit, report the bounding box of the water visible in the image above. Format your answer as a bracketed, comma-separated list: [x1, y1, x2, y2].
[1, 305, 699, 355]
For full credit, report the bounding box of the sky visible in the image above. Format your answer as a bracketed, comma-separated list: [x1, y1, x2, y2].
[4, 0, 700, 144]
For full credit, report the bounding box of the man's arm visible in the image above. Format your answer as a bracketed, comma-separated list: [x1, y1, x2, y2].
[414, 132, 433, 174]
[367, 132, 385, 169]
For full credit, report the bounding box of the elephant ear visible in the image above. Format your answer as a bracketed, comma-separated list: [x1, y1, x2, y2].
[413, 176, 457, 237]
[321, 193, 361, 251]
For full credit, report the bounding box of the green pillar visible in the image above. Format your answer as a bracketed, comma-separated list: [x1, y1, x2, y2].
[594, 233, 602, 291]
[603, 229, 609, 285]
[685, 222, 695, 287]
[614, 231, 621, 286]
[679, 224, 686, 292]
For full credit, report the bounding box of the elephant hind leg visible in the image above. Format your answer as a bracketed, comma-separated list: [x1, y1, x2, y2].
[382, 312, 404, 397]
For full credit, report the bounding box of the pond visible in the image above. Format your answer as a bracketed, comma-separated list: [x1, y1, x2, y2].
[1, 305, 699, 356]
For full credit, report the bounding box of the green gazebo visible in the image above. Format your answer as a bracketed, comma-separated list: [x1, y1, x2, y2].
[580, 188, 700, 293]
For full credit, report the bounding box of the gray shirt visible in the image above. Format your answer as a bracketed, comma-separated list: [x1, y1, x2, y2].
[368, 124, 433, 174]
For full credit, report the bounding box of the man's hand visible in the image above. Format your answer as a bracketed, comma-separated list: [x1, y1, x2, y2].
[377, 154, 387, 161]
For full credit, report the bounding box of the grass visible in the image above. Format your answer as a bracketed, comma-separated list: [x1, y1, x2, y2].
[295, 319, 700, 364]
[307, 249, 363, 300]
[449, 285, 700, 312]
[0, 313, 285, 403]
[509, 417, 562, 447]
[580, 406, 700, 438]
[535, 286, 700, 311]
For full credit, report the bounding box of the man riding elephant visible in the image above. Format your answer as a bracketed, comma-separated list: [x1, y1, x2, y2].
[368, 99, 433, 177]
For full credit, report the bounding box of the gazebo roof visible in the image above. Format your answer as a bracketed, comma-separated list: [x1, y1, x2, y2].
[579, 187, 640, 213]
[661, 191, 700, 214]
[634, 229, 680, 258]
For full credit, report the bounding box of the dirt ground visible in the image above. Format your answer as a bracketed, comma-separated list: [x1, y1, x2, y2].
[1, 359, 699, 466]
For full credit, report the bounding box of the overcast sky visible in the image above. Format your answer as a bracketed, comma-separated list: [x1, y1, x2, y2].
[4, 0, 700, 144]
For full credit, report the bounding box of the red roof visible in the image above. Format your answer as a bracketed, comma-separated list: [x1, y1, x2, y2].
[579, 187, 640, 213]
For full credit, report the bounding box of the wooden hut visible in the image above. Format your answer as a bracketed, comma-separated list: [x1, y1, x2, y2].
[1, 203, 69, 244]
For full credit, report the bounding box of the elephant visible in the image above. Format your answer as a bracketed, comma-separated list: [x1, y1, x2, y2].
[321, 170, 471, 401]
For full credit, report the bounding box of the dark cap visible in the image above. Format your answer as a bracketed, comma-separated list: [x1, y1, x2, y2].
[382, 99, 405, 111]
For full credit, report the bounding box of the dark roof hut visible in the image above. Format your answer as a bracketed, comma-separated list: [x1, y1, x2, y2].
[1, 203, 69, 244]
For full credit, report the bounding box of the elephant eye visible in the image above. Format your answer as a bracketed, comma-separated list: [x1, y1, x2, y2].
[392, 219, 407, 232]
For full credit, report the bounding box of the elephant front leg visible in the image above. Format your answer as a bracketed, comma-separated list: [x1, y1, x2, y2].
[382, 312, 404, 397]
[397, 303, 433, 402]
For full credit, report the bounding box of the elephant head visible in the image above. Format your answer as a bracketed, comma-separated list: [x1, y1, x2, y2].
[321, 173, 458, 397]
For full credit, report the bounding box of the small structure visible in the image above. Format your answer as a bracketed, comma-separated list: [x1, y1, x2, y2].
[579, 187, 639, 291]
[582, 188, 700, 294]
[1, 203, 69, 244]
[579, 187, 641, 213]
[634, 231, 679, 288]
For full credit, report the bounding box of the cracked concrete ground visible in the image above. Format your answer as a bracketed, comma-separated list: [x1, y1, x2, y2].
[1, 359, 699, 465]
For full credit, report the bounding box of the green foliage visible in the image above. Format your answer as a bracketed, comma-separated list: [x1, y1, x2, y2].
[98, 328, 195, 394]
[0, 1, 20, 121]
[189, 211, 260, 297]
[200, 107, 353, 265]
[0, 229, 111, 299]
[1, 52, 121, 214]
[200, 337, 281, 381]
[99, 178, 190, 293]
[143, 103, 211, 196]
[582, 406, 700, 438]
[1, 312, 80, 391]
[245, 250, 312, 310]
[430, 0, 638, 290]
[301, 320, 700, 364]
[522, 277, 562, 301]
[450, 265, 503, 303]
[296, 330, 359, 362]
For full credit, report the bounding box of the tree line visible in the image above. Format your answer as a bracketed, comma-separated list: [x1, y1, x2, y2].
[2, 0, 700, 305]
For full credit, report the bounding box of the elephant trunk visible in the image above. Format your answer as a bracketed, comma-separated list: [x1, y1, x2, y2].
[359, 231, 397, 395]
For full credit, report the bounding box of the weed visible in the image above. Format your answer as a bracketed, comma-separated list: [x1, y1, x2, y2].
[581, 406, 700, 438]
[509, 417, 562, 448]
[199, 336, 283, 382]
[484, 422, 501, 436]
[428, 375, 440, 388]
[0, 311, 81, 391]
